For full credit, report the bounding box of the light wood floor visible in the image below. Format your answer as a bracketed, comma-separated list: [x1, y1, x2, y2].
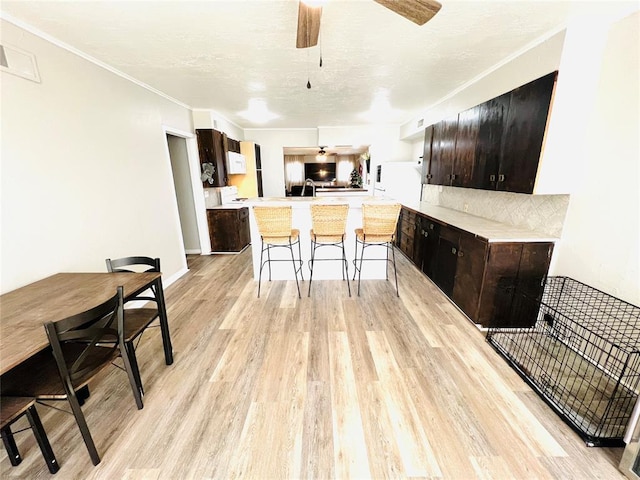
[1, 248, 626, 479]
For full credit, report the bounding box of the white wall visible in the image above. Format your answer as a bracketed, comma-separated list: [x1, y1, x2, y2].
[1, 19, 193, 293]
[549, 11, 640, 306]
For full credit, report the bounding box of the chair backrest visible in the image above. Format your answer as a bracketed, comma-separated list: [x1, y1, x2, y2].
[362, 203, 402, 237]
[45, 287, 124, 388]
[105, 256, 160, 303]
[105, 256, 160, 273]
[311, 204, 349, 237]
[253, 206, 293, 238]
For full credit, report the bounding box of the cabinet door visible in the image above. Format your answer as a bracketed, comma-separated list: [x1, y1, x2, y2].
[197, 129, 227, 187]
[238, 208, 251, 249]
[418, 217, 440, 279]
[511, 242, 554, 327]
[432, 225, 460, 297]
[422, 125, 434, 185]
[397, 208, 416, 262]
[452, 233, 488, 320]
[208, 209, 242, 252]
[498, 71, 556, 193]
[474, 93, 510, 190]
[478, 243, 524, 327]
[429, 116, 458, 185]
[452, 106, 480, 188]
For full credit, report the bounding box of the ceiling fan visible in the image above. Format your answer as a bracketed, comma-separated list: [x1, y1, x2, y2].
[296, 0, 442, 48]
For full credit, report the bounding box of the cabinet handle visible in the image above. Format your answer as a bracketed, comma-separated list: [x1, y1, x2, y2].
[451, 247, 457, 255]
[498, 174, 505, 182]
[458, 250, 464, 257]
[420, 229, 425, 235]
[489, 174, 496, 182]
[424, 232, 428, 238]
[429, 224, 434, 230]
[451, 174, 457, 180]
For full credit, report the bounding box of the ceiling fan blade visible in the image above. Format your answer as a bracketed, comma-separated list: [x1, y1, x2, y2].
[373, 0, 442, 26]
[296, 1, 322, 48]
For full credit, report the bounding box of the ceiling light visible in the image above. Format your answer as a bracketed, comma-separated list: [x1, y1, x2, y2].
[316, 148, 327, 162]
[238, 99, 278, 124]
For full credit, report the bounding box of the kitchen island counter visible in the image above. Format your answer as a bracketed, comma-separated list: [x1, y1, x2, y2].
[245, 196, 397, 281]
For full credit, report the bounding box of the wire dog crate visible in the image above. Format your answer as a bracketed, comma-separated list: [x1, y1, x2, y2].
[486, 276, 640, 446]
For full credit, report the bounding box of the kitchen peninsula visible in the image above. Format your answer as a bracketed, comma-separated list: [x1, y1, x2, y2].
[247, 195, 559, 329]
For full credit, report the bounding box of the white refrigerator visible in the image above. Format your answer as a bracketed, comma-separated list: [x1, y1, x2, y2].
[374, 161, 423, 204]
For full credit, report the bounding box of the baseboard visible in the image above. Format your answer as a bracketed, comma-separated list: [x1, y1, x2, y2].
[185, 249, 201, 254]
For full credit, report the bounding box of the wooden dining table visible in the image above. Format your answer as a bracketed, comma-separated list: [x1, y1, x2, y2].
[0, 272, 174, 375]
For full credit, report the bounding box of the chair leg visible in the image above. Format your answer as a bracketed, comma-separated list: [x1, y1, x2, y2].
[1, 426, 22, 467]
[66, 392, 101, 465]
[26, 405, 60, 474]
[267, 243, 273, 281]
[121, 341, 144, 410]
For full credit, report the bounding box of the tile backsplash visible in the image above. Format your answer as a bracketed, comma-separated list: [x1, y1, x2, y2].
[422, 185, 570, 238]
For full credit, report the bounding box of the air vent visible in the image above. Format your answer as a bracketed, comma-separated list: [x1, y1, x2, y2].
[417, 118, 424, 128]
[0, 44, 40, 83]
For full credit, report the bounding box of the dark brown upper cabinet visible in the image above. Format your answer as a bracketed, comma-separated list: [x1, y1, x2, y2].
[497, 71, 556, 193]
[428, 115, 458, 186]
[473, 93, 510, 190]
[421, 125, 434, 184]
[422, 71, 557, 194]
[196, 129, 244, 188]
[452, 105, 481, 188]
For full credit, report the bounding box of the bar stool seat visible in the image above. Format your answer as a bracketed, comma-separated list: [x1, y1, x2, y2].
[308, 203, 351, 297]
[352, 202, 402, 297]
[253, 206, 304, 298]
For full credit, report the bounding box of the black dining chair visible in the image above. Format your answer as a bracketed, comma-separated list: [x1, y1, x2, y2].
[1, 396, 59, 474]
[0, 287, 140, 466]
[105, 256, 162, 408]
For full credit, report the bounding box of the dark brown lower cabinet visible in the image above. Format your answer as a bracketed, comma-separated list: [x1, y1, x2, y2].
[397, 207, 553, 328]
[207, 207, 250, 253]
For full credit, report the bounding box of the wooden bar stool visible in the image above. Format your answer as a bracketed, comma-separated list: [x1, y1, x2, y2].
[253, 206, 304, 298]
[352, 202, 402, 297]
[1, 397, 60, 474]
[308, 203, 351, 297]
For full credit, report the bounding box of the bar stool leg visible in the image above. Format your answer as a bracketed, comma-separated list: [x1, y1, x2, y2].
[288, 240, 301, 299]
[357, 239, 366, 297]
[341, 240, 351, 297]
[297, 237, 305, 281]
[258, 239, 266, 298]
[308, 239, 316, 297]
[390, 242, 399, 297]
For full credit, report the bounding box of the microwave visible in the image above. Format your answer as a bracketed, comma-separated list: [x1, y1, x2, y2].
[226, 151, 246, 175]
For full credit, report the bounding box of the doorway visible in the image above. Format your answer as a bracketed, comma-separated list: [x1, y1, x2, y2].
[166, 133, 201, 254]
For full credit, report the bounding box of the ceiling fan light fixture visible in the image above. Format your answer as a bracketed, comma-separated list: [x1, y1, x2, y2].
[316, 147, 327, 161]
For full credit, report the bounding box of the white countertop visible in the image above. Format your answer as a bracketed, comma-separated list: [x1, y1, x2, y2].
[243, 196, 558, 243]
[207, 202, 247, 210]
[402, 201, 559, 243]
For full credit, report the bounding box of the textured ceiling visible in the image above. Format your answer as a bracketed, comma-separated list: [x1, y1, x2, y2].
[1, 1, 633, 129]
